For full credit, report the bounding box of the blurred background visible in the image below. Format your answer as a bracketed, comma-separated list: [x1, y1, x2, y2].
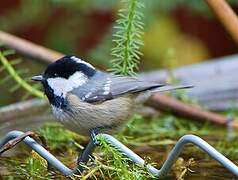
[1, 0, 238, 106]
[1, 1, 238, 179]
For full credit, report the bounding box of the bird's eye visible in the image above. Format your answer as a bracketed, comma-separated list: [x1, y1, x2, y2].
[53, 73, 58, 77]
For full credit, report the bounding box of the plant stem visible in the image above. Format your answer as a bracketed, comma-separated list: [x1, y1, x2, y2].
[0, 52, 45, 98]
[123, 0, 136, 75]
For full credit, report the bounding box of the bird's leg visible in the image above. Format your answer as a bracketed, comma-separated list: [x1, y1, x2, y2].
[90, 128, 101, 145]
[0, 131, 36, 154]
[76, 128, 101, 168]
[76, 140, 97, 166]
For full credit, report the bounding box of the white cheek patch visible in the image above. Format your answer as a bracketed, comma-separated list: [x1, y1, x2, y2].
[47, 71, 88, 97]
[71, 56, 95, 70]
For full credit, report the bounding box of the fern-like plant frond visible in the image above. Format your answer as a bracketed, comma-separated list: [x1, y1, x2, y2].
[110, 0, 144, 76]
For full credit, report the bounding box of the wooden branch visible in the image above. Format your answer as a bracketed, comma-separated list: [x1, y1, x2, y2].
[147, 94, 238, 129]
[0, 99, 48, 121]
[0, 99, 53, 135]
[205, 0, 238, 45]
[0, 31, 63, 63]
[0, 30, 237, 128]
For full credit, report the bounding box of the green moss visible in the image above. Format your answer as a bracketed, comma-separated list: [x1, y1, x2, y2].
[37, 123, 86, 151]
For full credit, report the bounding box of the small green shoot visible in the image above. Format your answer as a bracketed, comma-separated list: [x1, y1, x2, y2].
[110, 0, 144, 76]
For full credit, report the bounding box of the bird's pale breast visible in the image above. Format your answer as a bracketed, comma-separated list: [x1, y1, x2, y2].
[51, 93, 135, 136]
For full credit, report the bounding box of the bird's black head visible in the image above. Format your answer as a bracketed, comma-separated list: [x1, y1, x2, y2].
[44, 55, 96, 79]
[32, 55, 96, 108]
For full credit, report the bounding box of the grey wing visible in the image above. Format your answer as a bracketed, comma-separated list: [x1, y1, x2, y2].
[108, 75, 165, 96]
[72, 71, 165, 103]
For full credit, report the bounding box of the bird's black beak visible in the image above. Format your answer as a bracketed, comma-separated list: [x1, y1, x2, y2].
[31, 74, 44, 82]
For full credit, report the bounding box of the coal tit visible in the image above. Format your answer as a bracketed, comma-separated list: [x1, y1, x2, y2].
[32, 55, 191, 138]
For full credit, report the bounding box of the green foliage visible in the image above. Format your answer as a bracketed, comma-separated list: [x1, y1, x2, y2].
[0, 50, 44, 99]
[37, 123, 85, 151]
[2, 114, 238, 179]
[1, 153, 53, 179]
[110, 0, 144, 76]
[95, 135, 155, 179]
[124, 114, 213, 140]
[21, 151, 52, 179]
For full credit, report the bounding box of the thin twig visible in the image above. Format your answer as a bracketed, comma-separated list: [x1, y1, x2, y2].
[205, 0, 238, 45]
[0, 30, 237, 128]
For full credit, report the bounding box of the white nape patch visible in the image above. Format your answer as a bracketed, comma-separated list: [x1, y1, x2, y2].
[85, 92, 92, 98]
[103, 78, 111, 95]
[82, 92, 92, 101]
[47, 71, 88, 97]
[71, 56, 95, 69]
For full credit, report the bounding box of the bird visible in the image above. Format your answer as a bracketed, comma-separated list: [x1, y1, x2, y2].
[31, 55, 192, 142]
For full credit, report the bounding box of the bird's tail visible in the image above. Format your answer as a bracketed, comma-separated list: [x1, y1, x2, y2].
[150, 84, 194, 93]
[135, 84, 193, 103]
